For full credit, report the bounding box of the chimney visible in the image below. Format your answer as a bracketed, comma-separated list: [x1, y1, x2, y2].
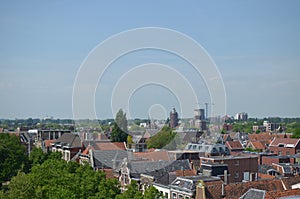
[222, 183, 225, 197]
[224, 170, 228, 185]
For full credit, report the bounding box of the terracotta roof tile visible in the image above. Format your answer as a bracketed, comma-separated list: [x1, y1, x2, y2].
[44, 139, 55, 147]
[224, 179, 285, 199]
[225, 140, 243, 150]
[270, 138, 300, 147]
[248, 141, 266, 150]
[93, 142, 126, 150]
[175, 169, 196, 177]
[133, 151, 170, 161]
[248, 132, 275, 142]
[266, 189, 300, 199]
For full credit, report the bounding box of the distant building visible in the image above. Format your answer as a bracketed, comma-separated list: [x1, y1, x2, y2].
[234, 112, 248, 121]
[170, 107, 179, 128]
[263, 121, 280, 132]
[194, 108, 205, 120]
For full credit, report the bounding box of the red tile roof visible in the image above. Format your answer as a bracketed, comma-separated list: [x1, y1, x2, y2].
[269, 138, 300, 147]
[133, 150, 170, 161]
[224, 179, 285, 199]
[248, 141, 266, 150]
[44, 139, 55, 147]
[225, 140, 243, 150]
[81, 144, 94, 155]
[93, 142, 126, 150]
[248, 132, 275, 142]
[175, 169, 196, 177]
[266, 189, 300, 199]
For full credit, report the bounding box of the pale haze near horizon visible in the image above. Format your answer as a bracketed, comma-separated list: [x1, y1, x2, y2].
[0, 1, 299, 119]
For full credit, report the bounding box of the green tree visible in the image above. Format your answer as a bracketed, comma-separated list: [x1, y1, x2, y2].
[111, 109, 128, 142]
[3, 159, 106, 199]
[292, 128, 300, 138]
[0, 133, 29, 184]
[146, 126, 176, 149]
[143, 186, 162, 199]
[91, 178, 121, 199]
[5, 172, 35, 199]
[116, 180, 143, 199]
[29, 147, 62, 168]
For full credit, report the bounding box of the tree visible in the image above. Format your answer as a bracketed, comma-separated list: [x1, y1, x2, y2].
[116, 180, 142, 199]
[143, 186, 162, 199]
[146, 126, 176, 149]
[29, 147, 62, 167]
[292, 128, 300, 138]
[111, 109, 128, 142]
[0, 133, 29, 184]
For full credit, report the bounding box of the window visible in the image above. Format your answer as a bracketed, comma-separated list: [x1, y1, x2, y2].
[234, 172, 239, 179]
[278, 151, 282, 155]
[165, 193, 168, 198]
[179, 194, 183, 199]
[235, 160, 239, 166]
[172, 193, 177, 199]
[286, 151, 290, 156]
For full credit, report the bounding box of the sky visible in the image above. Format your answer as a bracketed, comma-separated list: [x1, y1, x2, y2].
[0, 1, 300, 119]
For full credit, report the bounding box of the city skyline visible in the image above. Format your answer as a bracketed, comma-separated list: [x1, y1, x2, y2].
[0, 1, 300, 119]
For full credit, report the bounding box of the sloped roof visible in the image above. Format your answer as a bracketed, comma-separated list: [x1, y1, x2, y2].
[248, 141, 266, 150]
[226, 140, 243, 150]
[269, 138, 300, 147]
[93, 150, 129, 170]
[129, 159, 191, 179]
[248, 132, 275, 141]
[133, 151, 170, 161]
[239, 188, 266, 199]
[224, 179, 285, 198]
[44, 139, 54, 147]
[54, 133, 82, 148]
[83, 140, 125, 150]
[171, 175, 221, 192]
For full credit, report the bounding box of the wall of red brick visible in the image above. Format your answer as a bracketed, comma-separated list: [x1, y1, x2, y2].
[269, 146, 296, 156]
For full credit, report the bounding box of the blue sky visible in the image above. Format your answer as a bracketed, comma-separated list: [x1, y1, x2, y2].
[0, 1, 299, 119]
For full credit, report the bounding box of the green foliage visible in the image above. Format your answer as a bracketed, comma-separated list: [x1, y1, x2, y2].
[111, 109, 128, 142]
[116, 180, 143, 199]
[143, 186, 162, 199]
[0, 133, 29, 184]
[232, 122, 253, 133]
[4, 159, 106, 199]
[29, 147, 62, 168]
[146, 126, 176, 149]
[2, 157, 161, 199]
[244, 148, 261, 152]
[291, 128, 300, 138]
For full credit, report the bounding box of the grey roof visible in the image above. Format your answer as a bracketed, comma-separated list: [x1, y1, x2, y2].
[129, 159, 191, 179]
[239, 188, 266, 199]
[185, 142, 230, 155]
[145, 129, 160, 137]
[170, 175, 221, 192]
[93, 150, 129, 170]
[54, 133, 82, 148]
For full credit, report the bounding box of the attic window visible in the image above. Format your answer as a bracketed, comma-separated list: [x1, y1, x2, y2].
[278, 143, 285, 147]
[175, 180, 180, 185]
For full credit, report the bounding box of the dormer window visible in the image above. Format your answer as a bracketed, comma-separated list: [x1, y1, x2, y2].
[278, 143, 285, 147]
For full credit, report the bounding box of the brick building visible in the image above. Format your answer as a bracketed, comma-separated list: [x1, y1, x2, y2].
[200, 155, 258, 183]
[269, 138, 300, 156]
